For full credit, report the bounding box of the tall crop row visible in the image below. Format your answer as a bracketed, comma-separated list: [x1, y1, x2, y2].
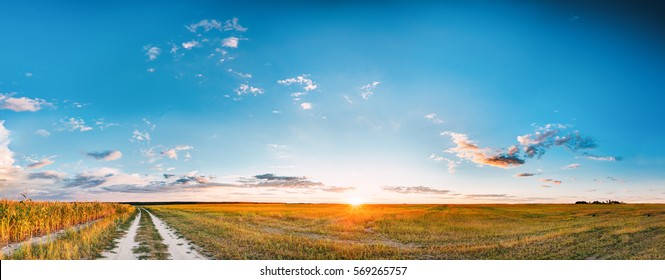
[0, 200, 133, 246]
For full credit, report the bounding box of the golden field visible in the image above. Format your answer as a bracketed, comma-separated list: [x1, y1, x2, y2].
[146, 203, 665, 260]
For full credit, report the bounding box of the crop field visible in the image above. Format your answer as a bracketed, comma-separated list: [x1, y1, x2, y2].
[0, 200, 135, 260]
[146, 203, 665, 260]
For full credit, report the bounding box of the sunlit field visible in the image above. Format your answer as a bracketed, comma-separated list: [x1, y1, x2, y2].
[146, 203, 665, 260]
[0, 200, 135, 260]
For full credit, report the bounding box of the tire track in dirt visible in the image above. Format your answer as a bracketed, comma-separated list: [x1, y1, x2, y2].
[100, 210, 141, 260]
[144, 209, 207, 260]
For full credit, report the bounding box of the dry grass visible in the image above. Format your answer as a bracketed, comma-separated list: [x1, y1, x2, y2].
[146, 203, 665, 260]
[0, 199, 133, 246]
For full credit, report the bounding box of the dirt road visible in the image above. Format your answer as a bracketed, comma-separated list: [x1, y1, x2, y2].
[100, 208, 207, 260]
[100, 210, 141, 260]
[145, 209, 207, 260]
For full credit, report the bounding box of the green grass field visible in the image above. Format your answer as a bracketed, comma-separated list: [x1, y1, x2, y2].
[146, 203, 665, 260]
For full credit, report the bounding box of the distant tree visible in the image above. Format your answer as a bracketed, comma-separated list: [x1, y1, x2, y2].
[591, 201, 602, 204]
[575, 201, 588, 204]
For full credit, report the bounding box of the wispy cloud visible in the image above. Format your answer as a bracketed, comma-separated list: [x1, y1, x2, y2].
[514, 173, 537, 177]
[277, 75, 318, 91]
[382, 186, 452, 195]
[239, 173, 323, 188]
[144, 45, 161, 61]
[234, 84, 264, 96]
[161, 145, 193, 160]
[424, 113, 444, 124]
[322, 186, 355, 193]
[228, 69, 252, 79]
[562, 163, 581, 169]
[131, 130, 151, 143]
[27, 158, 55, 169]
[429, 154, 458, 174]
[360, 81, 380, 100]
[539, 178, 562, 184]
[223, 18, 247, 32]
[584, 154, 622, 161]
[86, 150, 123, 161]
[0, 93, 50, 112]
[186, 19, 222, 33]
[61, 117, 93, 132]
[300, 102, 313, 110]
[34, 129, 50, 137]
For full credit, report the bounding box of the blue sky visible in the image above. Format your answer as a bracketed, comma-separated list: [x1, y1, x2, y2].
[1, 0, 664, 203]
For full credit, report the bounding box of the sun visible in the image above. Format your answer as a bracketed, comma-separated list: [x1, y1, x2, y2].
[347, 197, 364, 207]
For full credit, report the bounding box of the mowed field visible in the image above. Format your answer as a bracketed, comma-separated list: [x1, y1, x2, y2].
[146, 203, 665, 260]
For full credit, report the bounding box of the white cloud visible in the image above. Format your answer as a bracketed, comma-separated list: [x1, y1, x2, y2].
[300, 103, 313, 110]
[27, 158, 55, 169]
[182, 40, 201, 50]
[0, 121, 15, 168]
[35, 129, 50, 137]
[186, 19, 222, 33]
[429, 154, 458, 174]
[234, 84, 264, 96]
[162, 145, 193, 160]
[0, 93, 49, 112]
[61, 117, 93, 132]
[277, 75, 318, 91]
[223, 18, 247, 32]
[424, 113, 444, 124]
[25, 72, 33, 78]
[0, 121, 23, 183]
[360, 81, 380, 100]
[131, 130, 151, 143]
[222, 37, 240, 48]
[144, 45, 161, 61]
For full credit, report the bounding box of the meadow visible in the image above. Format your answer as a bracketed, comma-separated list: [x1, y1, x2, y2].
[146, 203, 665, 260]
[0, 200, 135, 259]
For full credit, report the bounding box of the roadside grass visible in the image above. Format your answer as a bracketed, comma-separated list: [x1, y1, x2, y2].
[1, 207, 136, 260]
[133, 209, 169, 260]
[146, 203, 665, 260]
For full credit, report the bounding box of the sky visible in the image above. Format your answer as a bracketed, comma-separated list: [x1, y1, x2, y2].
[1, 0, 664, 203]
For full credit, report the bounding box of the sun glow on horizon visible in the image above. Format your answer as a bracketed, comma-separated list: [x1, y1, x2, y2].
[347, 197, 364, 207]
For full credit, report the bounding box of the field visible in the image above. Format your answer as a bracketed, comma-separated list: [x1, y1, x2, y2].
[146, 203, 665, 260]
[0, 200, 135, 260]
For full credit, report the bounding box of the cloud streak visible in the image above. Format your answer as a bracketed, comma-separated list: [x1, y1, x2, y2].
[27, 158, 55, 169]
[382, 186, 452, 195]
[87, 150, 123, 161]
